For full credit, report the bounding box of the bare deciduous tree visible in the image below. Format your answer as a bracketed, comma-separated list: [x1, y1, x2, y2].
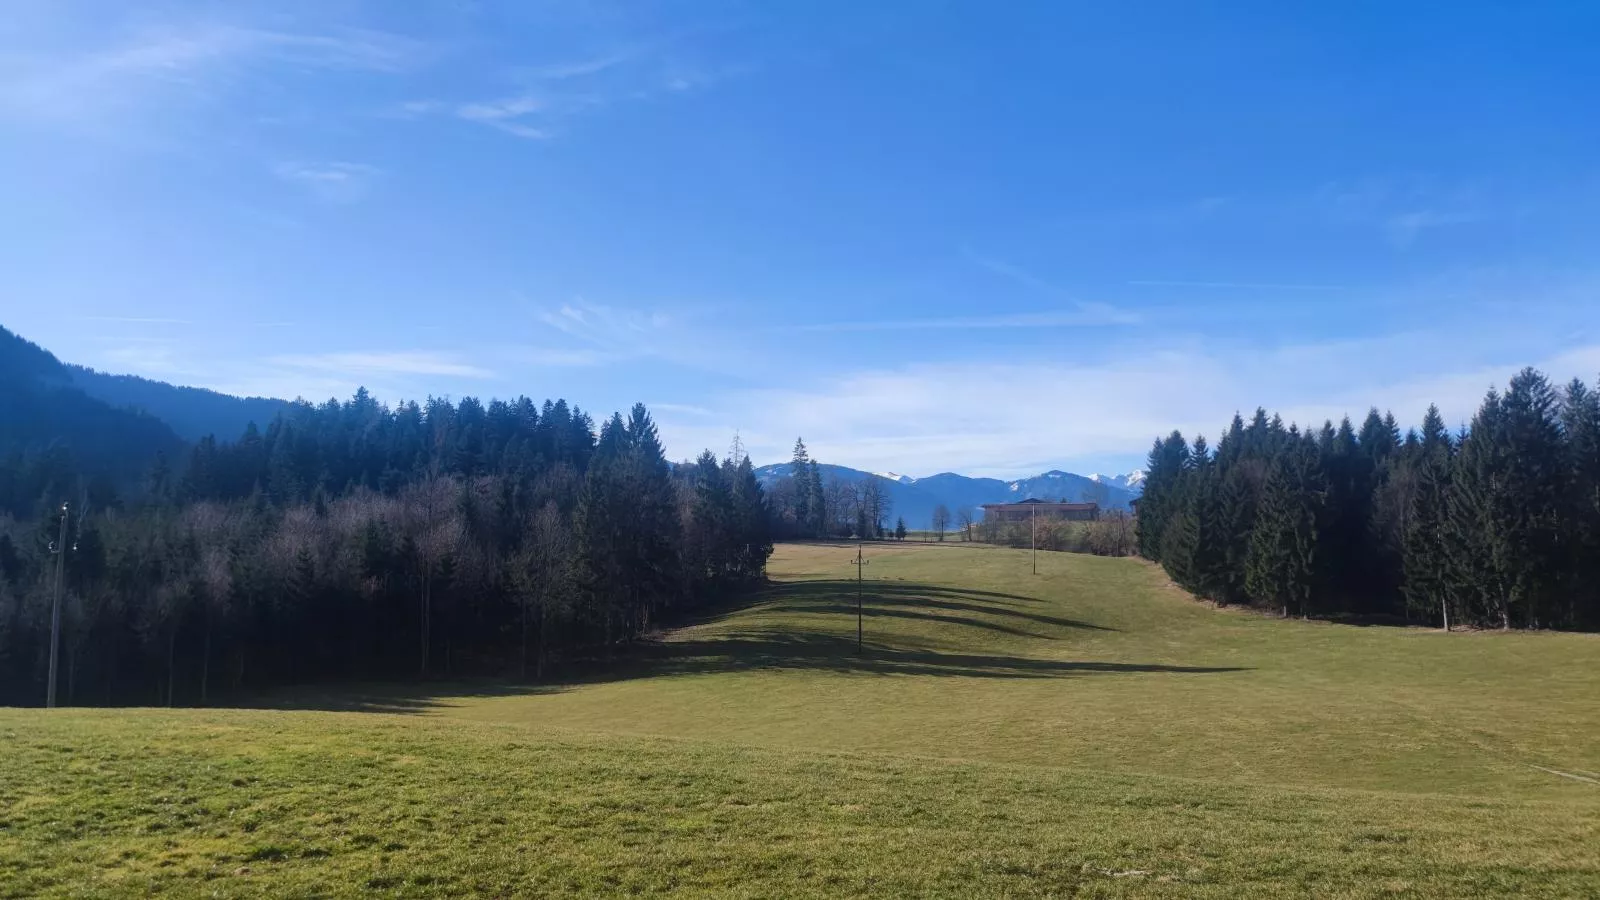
[862, 479, 892, 538]
[513, 501, 571, 680]
[402, 475, 463, 677]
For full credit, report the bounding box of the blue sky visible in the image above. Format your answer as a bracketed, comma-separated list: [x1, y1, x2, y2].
[3, 1, 1599, 477]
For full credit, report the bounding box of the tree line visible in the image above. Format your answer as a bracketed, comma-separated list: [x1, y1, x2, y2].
[1138, 367, 1600, 631]
[767, 439, 896, 539]
[977, 511, 1137, 557]
[0, 392, 772, 706]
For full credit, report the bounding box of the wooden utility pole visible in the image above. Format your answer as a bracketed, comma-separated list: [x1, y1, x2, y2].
[1031, 503, 1037, 575]
[852, 543, 869, 653]
[46, 502, 69, 709]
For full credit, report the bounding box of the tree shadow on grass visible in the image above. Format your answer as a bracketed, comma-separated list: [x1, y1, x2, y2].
[230, 577, 1242, 713]
[774, 602, 1054, 639]
[764, 580, 1116, 632]
[623, 631, 1247, 680]
[233, 682, 574, 714]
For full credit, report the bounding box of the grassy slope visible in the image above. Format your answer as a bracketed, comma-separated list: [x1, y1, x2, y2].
[3, 543, 1598, 897]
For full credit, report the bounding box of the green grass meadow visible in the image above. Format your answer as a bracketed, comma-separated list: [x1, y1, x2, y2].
[4, 542, 1599, 896]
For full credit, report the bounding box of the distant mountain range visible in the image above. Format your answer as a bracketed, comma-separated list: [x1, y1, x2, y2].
[753, 463, 1142, 531]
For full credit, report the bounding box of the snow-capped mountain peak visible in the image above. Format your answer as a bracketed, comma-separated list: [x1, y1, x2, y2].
[1088, 470, 1147, 493]
[752, 461, 1141, 527]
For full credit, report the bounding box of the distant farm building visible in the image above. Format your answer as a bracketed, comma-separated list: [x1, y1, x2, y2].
[980, 498, 1100, 523]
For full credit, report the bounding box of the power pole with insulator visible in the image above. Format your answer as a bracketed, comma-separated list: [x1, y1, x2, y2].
[1031, 502, 1038, 575]
[851, 543, 870, 653]
[46, 502, 72, 709]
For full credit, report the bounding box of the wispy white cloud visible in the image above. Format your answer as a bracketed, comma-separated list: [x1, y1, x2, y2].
[963, 248, 1140, 324]
[1, 20, 423, 135]
[272, 161, 382, 203]
[1314, 177, 1487, 248]
[537, 300, 671, 345]
[794, 309, 1136, 332]
[74, 315, 191, 324]
[99, 342, 186, 376]
[651, 403, 714, 417]
[455, 93, 557, 139]
[528, 52, 635, 81]
[529, 298, 762, 378]
[1128, 280, 1347, 291]
[520, 347, 613, 367]
[270, 351, 495, 379]
[1383, 210, 1482, 249]
[427, 39, 732, 140]
[85, 335, 179, 344]
[656, 335, 1600, 478]
[963, 248, 1065, 295]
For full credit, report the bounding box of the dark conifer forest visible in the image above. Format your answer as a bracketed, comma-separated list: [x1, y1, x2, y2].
[1137, 367, 1600, 631]
[0, 368, 773, 705]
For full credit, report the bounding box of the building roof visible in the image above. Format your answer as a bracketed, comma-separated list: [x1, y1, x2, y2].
[980, 501, 1099, 511]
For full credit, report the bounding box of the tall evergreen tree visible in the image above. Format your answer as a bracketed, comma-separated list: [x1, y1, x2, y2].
[726, 454, 773, 581]
[622, 404, 682, 634]
[1162, 437, 1222, 598]
[788, 438, 813, 535]
[1492, 369, 1567, 628]
[1561, 378, 1600, 628]
[807, 459, 827, 537]
[1402, 405, 1454, 628]
[1246, 432, 1326, 618]
[1136, 431, 1189, 560]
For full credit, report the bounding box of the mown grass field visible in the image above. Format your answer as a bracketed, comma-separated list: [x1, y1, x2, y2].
[4, 542, 1599, 897]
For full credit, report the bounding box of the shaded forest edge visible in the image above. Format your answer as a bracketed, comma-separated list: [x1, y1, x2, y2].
[1138, 367, 1600, 632]
[0, 391, 773, 707]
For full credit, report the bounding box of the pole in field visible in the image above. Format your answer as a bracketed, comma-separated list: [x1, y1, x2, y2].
[1031, 503, 1037, 575]
[851, 543, 869, 653]
[46, 502, 70, 709]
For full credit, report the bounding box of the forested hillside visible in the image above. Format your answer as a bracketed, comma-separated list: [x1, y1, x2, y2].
[1, 326, 184, 512]
[66, 365, 290, 442]
[0, 389, 772, 706]
[1139, 367, 1600, 631]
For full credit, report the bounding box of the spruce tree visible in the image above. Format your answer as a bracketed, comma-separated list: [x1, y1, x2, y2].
[1445, 390, 1510, 628]
[1360, 410, 1406, 616]
[789, 438, 812, 535]
[1246, 432, 1325, 618]
[1493, 369, 1567, 628]
[686, 451, 733, 594]
[727, 454, 773, 582]
[1561, 378, 1600, 628]
[1213, 464, 1259, 605]
[1136, 431, 1189, 560]
[1402, 405, 1453, 628]
[1440, 373, 1567, 629]
[623, 404, 682, 634]
[575, 417, 628, 641]
[1161, 503, 1202, 591]
[1161, 437, 1221, 598]
[807, 460, 827, 537]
